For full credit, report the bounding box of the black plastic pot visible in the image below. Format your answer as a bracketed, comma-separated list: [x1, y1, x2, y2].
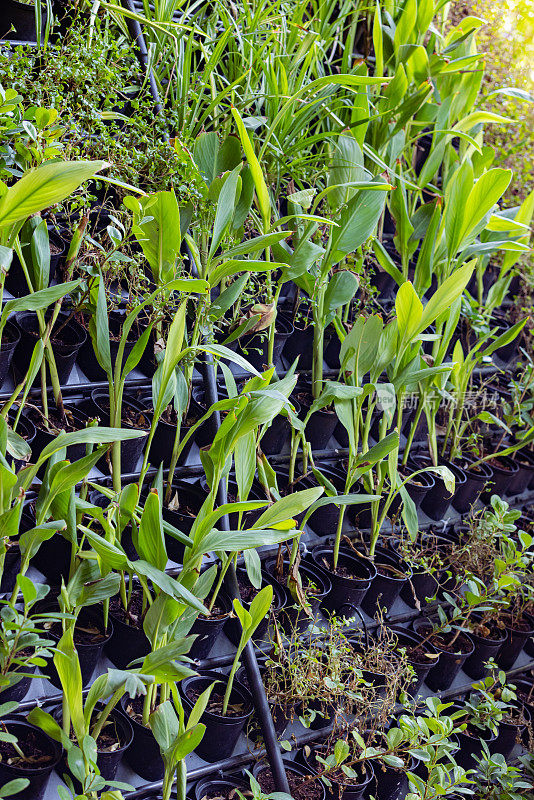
[0, 321, 21, 387]
[14, 311, 86, 386]
[254, 758, 327, 800]
[449, 704, 497, 772]
[410, 456, 466, 521]
[495, 613, 534, 670]
[492, 702, 531, 759]
[394, 531, 452, 609]
[180, 672, 253, 762]
[282, 322, 314, 370]
[21, 507, 71, 584]
[412, 619, 475, 691]
[0, 665, 36, 704]
[105, 594, 151, 670]
[156, 480, 208, 563]
[51, 702, 133, 789]
[370, 752, 417, 800]
[389, 469, 435, 515]
[224, 567, 286, 646]
[309, 545, 376, 613]
[193, 776, 248, 800]
[0, 541, 22, 594]
[236, 314, 293, 370]
[482, 456, 520, 500]
[297, 745, 373, 800]
[294, 384, 339, 451]
[138, 395, 196, 469]
[462, 617, 508, 680]
[0, 718, 61, 800]
[189, 591, 232, 660]
[7, 411, 36, 473]
[261, 396, 301, 455]
[24, 404, 91, 467]
[77, 310, 139, 381]
[360, 549, 411, 618]
[263, 556, 331, 632]
[121, 695, 165, 781]
[0, 1, 47, 42]
[45, 608, 113, 688]
[508, 451, 534, 495]
[451, 458, 494, 513]
[5, 231, 65, 298]
[199, 475, 266, 531]
[298, 474, 348, 536]
[91, 390, 151, 474]
[513, 678, 534, 720]
[379, 625, 439, 697]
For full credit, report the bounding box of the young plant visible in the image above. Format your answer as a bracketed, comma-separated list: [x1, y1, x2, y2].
[0, 577, 56, 696]
[223, 584, 273, 715]
[149, 697, 207, 800]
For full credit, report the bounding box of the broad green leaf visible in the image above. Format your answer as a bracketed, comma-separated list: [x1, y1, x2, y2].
[0, 160, 108, 227]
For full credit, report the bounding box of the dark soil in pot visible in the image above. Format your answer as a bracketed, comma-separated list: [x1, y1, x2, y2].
[462, 616, 508, 680]
[91, 390, 151, 474]
[360, 549, 411, 618]
[189, 591, 232, 660]
[412, 619, 474, 691]
[450, 457, 493, 514]
[394, 531, 451, 608]
[388, 468, 435, 514]
[0, 321, 21, 387]
[14, 311, 86, 387]
[263, 556, 331, 632]
[309, 546, 375, 613]
[0, 718, 61, 800]
[495, 612, 534, 670]
[513, 678, 534, 719]
[224, 567, 286, 646]
[253, 758, 326, 800]
[136, 395, 198, 469]
[121, 694, 165, 781]
[51, 701, 133, 790]
[180, 672, 253, 762]
[105, 590, 151, 669]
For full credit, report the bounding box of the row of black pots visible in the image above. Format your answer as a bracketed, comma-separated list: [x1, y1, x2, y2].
[0, 702, 134, 800]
